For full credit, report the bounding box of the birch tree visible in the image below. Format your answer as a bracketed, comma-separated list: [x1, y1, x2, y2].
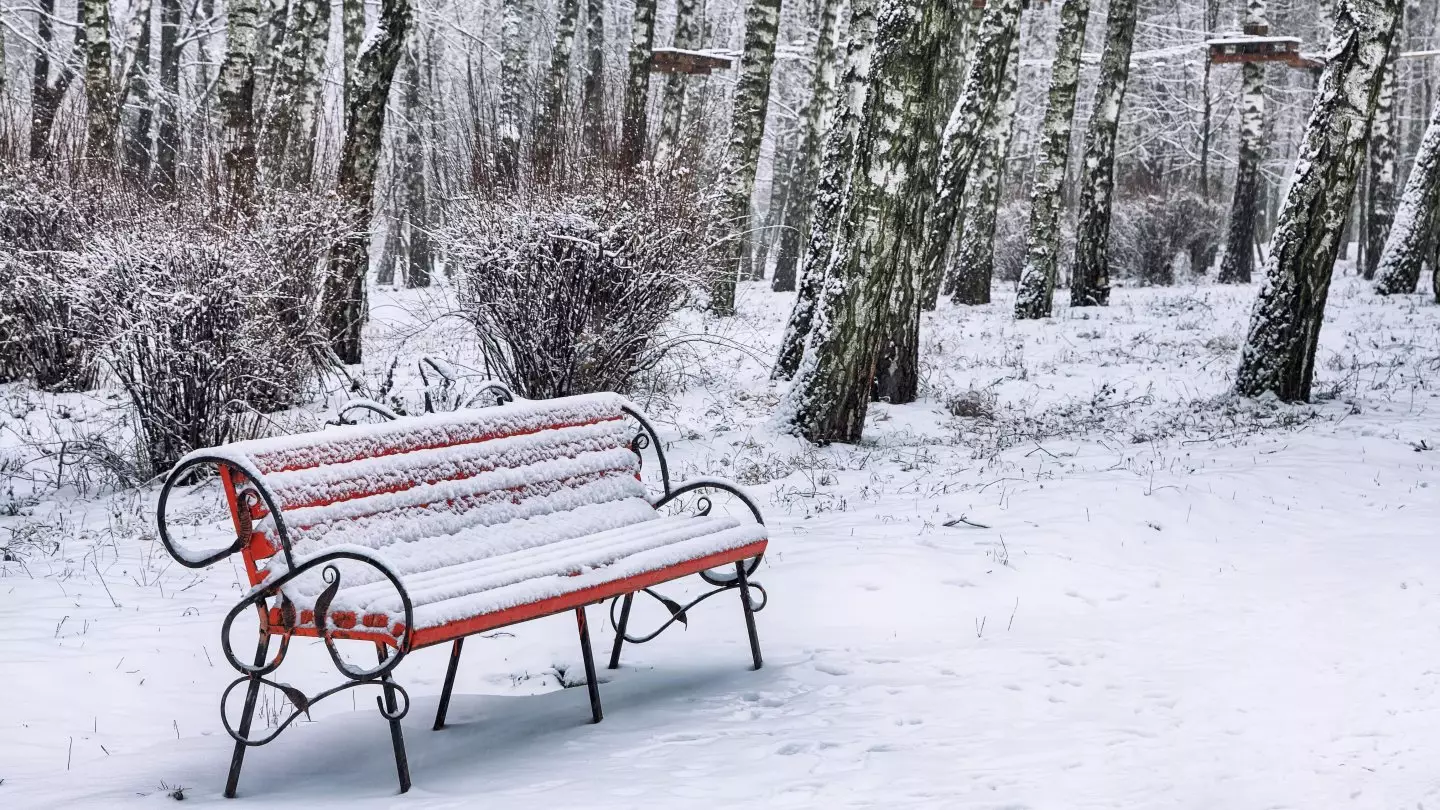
[581, 0, 607, 152]
[782, 0, 1017, 441]
[773, 0, 878, 381]
[946, 28, 1019, 305]
[1361, 33, 1401, 279]
[913, 0, 1022, 324]
[1012, 0, 1093, 319]
[535, 0, 583, 174]
[1217, 0, 1268, 284]
[712, 0, 785, 314]
[1069, 0, 1140, 307]
[81, 0, 113, 160]
[771, 0, 844, 292]
[265, 0, 330, 187]
[123, 0, 155, 182]
[324, 0, 412, 364]
[344, 0, 363, 99]
[1234, 0, 1404, 401]
[654, 0, 706, 165]
[1374, 98, 1440, 295]
[620, 0, 659, 167]
[156, 0, 181, 189]
[498, 0, 534, 184]
[30, 0, 76, 160]
[219, 0, 263, 204]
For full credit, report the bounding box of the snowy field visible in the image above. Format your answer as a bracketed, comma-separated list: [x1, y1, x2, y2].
[6, 274, 1440, 807]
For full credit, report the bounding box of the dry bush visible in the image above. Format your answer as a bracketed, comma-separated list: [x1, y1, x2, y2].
[443, 167, 722, 398]
[1109, 192, 1224, 286]
[990, 201, 1031, 284]
[0, 170, 141, 390]
[71, 192, 348, 475]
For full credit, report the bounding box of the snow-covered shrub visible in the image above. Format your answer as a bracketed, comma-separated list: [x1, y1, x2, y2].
[991, 201, 1030, 284]
[444, 170, 721, 398]
[73, 194, 347, 474]
[0, 171, 138, 390]
[1109, 192, 1224, 286]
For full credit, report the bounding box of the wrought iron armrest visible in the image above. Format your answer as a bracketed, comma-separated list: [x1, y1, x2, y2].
[651, 476, 765, 585]
[329, 398, 400, 425]
[219, 547, 414, 747]
[156, 454, 295, 570]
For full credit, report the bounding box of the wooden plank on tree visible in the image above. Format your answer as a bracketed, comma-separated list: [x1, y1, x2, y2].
[651, 47, 734, 75]
[1207, 36, 1302, 65]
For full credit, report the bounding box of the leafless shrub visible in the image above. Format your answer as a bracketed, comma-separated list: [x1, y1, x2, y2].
[443, 166, 722, 398]
[1109, 192, 1224, 286]
[991, 201, 1030, 284]
[946, 388, 999, 420]
[69, 192, 348, 475]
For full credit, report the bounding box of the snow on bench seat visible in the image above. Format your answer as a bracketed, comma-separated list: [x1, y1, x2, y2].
[187, 393, 768, 649]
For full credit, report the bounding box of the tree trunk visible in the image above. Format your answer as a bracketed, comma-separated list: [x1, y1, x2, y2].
[783, 0, 1014, 440]
[1374, 97, 1440, 295]
[1068, 0, 1139, 307]
[870, 0, 968, 404]
[918, 0, 1023, 313]
[497, 0, 534, 185]
[535, 0, 583, 176]
[123, 0, 155, 183]
[265, 0, 330, 187]
[219, 0, 263, 204]
[654, 0, 706, 165]
[1011, 0, 1092, 319]
[1233, 0, 1403, 401]
[772, 0, 878, 381]
[772, 0, 846, 293]
[946, 28, 1020, 305]
[620, 0, 658, 168]
[581, 0, 607, 153]
[344, 0, 364, 101]
[1218, 0, 1268, 284]
[324, 0, 412, 364]
[1199, 0, 1220, 199]
[1362, 32, 1402, 279]
[713, 0, 785, 315]
[403, 48, 431, 288]
[30, 0, 67, 160]
[82, 0, 113, 162]
[156, 0, 181, 190]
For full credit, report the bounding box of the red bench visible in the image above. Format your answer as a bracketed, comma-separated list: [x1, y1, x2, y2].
[156, 393, 769, 797]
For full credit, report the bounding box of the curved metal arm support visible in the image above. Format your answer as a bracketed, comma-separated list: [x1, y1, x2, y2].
[619, 405, 672, 496]
[220, 549, 414, 680]
[464, 381, 516, 408]
[330, 399, 400, 425]
[157, 454, 295, 571]
[607, 580, 768, 645]
[651, 478, 765, 584]
[220, 674, 411, 747]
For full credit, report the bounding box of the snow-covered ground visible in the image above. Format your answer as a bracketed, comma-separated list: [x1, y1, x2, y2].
[6, 275, 1440, 807]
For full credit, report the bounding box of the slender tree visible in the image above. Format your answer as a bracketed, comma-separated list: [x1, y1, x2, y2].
[497, 0, 534, 184]
[654, 0, 706, 164]
[1234, 0, 1404, 401]
[30, 0, 76, 160]
[620, 0, 659, 167]
[344, 0, 364, 99]
[219, 0, 263, 204]
[782, 0, 1018, 442]
[156, 0, 181, 189]
[1011, 0, 1093, 319]
[81, 0, 113, 161]
[946, 27, 1020, 305]
[1217, 0, 1269, 283]
[402, 46, 432, 288]
[713, 0, 786, 315]
[324, 0, 412, 364]
[1362, 32, 1401, 279]
[265, 0, 330, 187]
[773, 0, 878, 381]
[535, 0, 583, 174]
[120, 0, 155, 182]
[581, 0, 607, 152]
[771, 0, 846, 293]
[1069, 0, 1140, 306]
[1374, 98, 1440, 295]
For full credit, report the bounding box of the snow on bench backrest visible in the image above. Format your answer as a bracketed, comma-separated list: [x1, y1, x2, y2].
[202, 393, 652, 582]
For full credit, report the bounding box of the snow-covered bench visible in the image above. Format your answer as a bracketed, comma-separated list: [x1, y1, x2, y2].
[155, 393, 769, 797]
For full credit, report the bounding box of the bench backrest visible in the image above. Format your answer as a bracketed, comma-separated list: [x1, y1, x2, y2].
[214, 394, 651, 585]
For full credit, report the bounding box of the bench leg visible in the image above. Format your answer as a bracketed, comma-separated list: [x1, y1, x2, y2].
[433, 638, 465, 730]
[575, 607, 603, 723]
[375, 644, 412, 794]
[224, 635, 270, 799]
[607, 592, 634, 670]
[735, 562, 763, 670]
